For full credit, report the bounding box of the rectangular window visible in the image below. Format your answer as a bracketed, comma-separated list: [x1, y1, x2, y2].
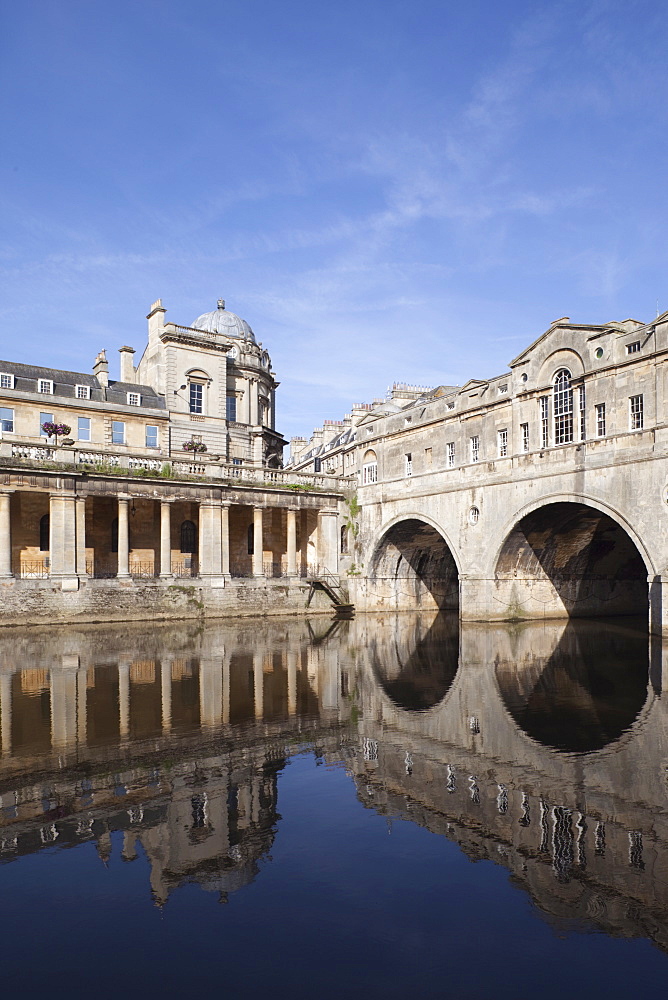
[446, 442, 455, 467]
[627, 341, 641, 354]
[497, 429, 508, 458]
[362, 462, 378, 484]
[424, 447, 432, 466]
[189, 383, 203, 414]
[540, 396, 549, 448]
[78, 416, 91, 442]
[470, 435, 480, 463]
[127, 392, 141, 406]
[630, 394, 644, 430]
[579, 384, 586, 441]
[0, 373, 14, 389]
[76, 385, 90, 399]
[38, 379, 53, 394]
[145, 425, 158, 448]
[595, 403, 606, 437]
[521, 422, 529, 452]
[40, 411, 53, 436]
[112, 420, 125, 444]
[0, 407, 14, 432]
[405, 453, 412, 476]
[232, 457, 242, 466]
[226, 395, 237, 422]
[314, 457, 321, 473]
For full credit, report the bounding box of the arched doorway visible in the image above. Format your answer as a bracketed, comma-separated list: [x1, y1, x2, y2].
[494, 501, 648, 619]
[368, 518, 459, 611]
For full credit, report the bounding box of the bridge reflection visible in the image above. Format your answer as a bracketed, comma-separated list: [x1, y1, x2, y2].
[0, 613, 666, 950]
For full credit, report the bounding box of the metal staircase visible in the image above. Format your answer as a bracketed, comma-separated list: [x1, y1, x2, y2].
[306, 565, 354, 614]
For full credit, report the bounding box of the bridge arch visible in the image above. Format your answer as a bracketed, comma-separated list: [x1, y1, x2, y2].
[491, 494, 653, 620]
[366, 514, 460, 611]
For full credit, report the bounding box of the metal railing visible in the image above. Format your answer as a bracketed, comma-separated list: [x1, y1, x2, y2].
[172, 559, 198, 578]
[19, 559, 49, 579]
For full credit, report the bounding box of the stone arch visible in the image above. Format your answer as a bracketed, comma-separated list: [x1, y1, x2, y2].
[368, 612, 460, 712]
[537, 347, 584, 384]
[492, 494, 651, 620]
[366, 514, 460, 611]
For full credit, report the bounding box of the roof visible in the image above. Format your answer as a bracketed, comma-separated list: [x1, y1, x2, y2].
[0, 360, 166, 410]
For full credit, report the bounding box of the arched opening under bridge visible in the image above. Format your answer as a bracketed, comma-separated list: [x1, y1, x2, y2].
[369, 518, 459, 611]
[369, 613, 459, 712]
[494, 502, 648, 620]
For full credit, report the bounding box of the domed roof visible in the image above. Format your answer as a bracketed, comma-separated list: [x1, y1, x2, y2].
[191, 299, 256, 343]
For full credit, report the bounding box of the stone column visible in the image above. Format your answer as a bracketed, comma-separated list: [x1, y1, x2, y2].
[159, 501, 172, 578]
[0, 492, 12, 578]
[118, 661, 130, 738]
[253, 507, 264, 577]
[49, 493, 78, 581]
[220, 502, 231, 577]
[0, 672, 12, 755]
[300, 509, 309, 576]
[287, 650, 298, 715]
[75, 497, 87, 576]
[286, 509, 297, 578]
[250, 379, 259, 426]
[317, 507, 339, 574]
[199, 502, 222, 578]
[117, 498, 130, 579]
[161, 659, 172, 732]
[253, 651, 264, 719]
[253, 433, 264, 465]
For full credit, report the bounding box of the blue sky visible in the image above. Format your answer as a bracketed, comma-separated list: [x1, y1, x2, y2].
[2, 0, 668, 439]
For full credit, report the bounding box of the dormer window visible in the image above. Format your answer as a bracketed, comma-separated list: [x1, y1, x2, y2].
[127, 392, 141, 406]
[38, 379, 53, 394]
[76, 384, 90, 399]
[0, 373, 14, 389]
[498, 384, 508, 394]
[626, 341, 641, 355]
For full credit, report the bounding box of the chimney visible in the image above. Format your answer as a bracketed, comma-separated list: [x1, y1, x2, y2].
[119, 346, 136, 383]
[147, 298, 166, 343]
[93, 349, 109, 388]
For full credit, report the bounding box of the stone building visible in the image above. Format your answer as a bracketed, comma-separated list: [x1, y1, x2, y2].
[0, 299, 347, 625]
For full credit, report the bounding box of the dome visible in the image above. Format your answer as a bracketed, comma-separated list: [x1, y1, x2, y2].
[191, 299, 257, 343]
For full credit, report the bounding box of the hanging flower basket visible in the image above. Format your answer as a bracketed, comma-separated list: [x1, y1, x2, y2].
[183, 439, 207, 453]
[41, 422, 72, 448]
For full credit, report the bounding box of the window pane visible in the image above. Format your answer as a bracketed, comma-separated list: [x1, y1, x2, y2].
[189, 383, 203, 413]
[78, 417, 91, 442]
[145, 425, 158, 448]
[226, 395, 237, 421]
[40, 412, 53, 436]
[0, 407, 14, 432]
[112, 420, 125, 444]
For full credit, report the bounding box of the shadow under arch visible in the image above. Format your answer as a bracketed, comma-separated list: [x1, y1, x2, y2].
[495, 618, 650, 753]
[494, 500, 649, 619]
[368, 612, 460, 712]
[368, 517, 459, 611]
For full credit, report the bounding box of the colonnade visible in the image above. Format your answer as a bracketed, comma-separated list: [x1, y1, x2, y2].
[0, 488, 340, 582]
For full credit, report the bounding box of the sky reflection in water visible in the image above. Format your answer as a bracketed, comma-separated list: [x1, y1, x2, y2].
[0, 613, 667, 999]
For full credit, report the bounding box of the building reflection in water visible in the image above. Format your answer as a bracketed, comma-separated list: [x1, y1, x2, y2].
[1, 612, 668, 952]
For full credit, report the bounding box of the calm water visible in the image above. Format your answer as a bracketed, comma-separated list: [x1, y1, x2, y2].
[1, 612, 667, 998]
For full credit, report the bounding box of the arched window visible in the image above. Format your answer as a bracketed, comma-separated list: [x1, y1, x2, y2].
[111, 518, 118, 553]
[362, 449, 378, 485]
[553, 369, 573, 444]
[180, 520, 197, 554]
[39, 514, 49, 552]
[247, 523, 254, 555]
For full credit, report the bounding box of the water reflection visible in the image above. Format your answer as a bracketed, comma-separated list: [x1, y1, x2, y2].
[0, 612, 667, 958]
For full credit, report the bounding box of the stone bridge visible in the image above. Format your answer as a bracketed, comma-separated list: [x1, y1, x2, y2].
[348, 314, 668, 634]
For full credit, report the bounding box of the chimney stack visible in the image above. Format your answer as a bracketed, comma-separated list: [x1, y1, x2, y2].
[119, 346, 136, 383]
[93, 350, 109, 388]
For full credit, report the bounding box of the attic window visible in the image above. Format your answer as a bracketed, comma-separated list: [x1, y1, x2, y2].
[127, 392, 141, 406]
[626, 341, 641, 355]
[446, 401, 455, 410]
[0, 373, 14, 389]
[76, 385, 90, 399]
[498, 384, 508, 394]
[38, 379, 53, 394]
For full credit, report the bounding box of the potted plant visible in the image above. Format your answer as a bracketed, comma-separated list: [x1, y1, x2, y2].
[183, 439, 208, 454]
[41, 421, 72, 452]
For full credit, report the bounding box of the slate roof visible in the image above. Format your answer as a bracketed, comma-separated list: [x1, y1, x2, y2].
[0, 360, 166, 409]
